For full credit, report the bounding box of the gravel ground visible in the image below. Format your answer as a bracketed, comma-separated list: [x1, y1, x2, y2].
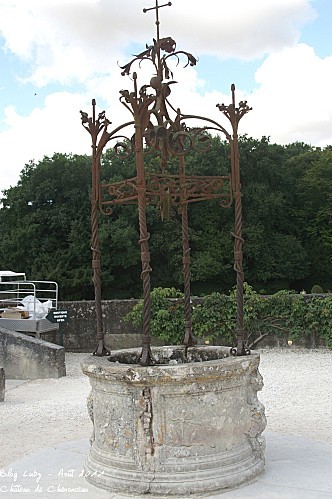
[258, 348, 332, 444]
[1, 349, 332, 469]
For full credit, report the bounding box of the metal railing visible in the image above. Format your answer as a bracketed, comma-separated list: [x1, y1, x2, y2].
[0, 280, 58, 320]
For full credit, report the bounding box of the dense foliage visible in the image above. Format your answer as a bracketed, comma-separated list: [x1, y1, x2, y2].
[125, 286, 332, 349]
[0, 136, 331, 299]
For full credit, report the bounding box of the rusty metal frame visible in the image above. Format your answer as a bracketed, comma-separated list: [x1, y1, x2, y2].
[80, 0, 251, 363]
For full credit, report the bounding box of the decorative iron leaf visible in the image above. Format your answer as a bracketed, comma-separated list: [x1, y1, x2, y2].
[159, 37, 176, 53]
[187, 53, 197, 67]
[133, 45, 154, 59]
[80, 111, 89, 124]
[163, 62, 173, 80]
[120, 62, 132, 76]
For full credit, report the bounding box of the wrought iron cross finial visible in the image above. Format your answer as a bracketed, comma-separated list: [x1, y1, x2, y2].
[143, 0, 172, 41]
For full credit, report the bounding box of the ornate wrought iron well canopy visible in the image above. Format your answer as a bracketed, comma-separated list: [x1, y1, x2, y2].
[81, 0, 251, 365]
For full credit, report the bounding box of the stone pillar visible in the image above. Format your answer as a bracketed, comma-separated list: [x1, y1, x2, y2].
[81, 346, 266, 495]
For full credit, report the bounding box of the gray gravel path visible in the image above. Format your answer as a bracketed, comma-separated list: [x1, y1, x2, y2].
[258, 348, 332, 444]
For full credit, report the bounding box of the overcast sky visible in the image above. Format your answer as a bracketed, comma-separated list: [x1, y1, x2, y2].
[0, 0, 331, 194]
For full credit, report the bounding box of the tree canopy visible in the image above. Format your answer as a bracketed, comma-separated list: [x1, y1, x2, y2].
[0, 136, 331, 300]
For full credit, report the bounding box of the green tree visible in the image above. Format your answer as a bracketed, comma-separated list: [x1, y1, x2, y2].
[238, 137, 311, 292]
[0, 138, 331, 299]
[0, 154, 93, 298]
[296, 147, 332, 290]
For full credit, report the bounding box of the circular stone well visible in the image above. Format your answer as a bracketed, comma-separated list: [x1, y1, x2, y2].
[81, 345, 266, 495]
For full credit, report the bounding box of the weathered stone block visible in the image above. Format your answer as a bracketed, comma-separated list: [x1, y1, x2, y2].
[0, 327, 66, 379]
[81, 345, 266, 495]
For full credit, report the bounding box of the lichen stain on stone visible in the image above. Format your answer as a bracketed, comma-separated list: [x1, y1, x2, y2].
[125, 368, 141, 382]
[157, 425, 166, 445]
[173, 447, 190, 458]
[86, 364, 101, 374]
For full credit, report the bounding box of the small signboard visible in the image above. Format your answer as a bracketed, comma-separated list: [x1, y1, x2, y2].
[46, 309, 70, 324]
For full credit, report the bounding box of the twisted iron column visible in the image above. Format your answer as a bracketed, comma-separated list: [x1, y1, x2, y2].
[91, 193, 108, 356]
[230, 135, 246, 356]
[179, 156, 196, 348]
[135, 123, 154, 366]
[232, 166, 245, 354]
[217, 85, 251, 356]
[81, 99, 110, 357]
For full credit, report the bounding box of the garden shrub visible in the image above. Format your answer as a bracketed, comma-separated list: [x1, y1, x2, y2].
[125, 285, 332, 348]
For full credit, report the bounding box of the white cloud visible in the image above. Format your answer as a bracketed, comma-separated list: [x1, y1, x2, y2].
[245, 44, 332, 146]
[0, 0, 331, 195]
[0, 92, 92, 191]
[0, 0, 316, 86]
[170, 0, 316, 59]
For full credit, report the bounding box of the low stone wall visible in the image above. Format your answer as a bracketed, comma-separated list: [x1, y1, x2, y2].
[53, 300, 141, 352]
[47, 300, 163, 352]
[0, 327, 66, 379]
[43, 298, 325, 353]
